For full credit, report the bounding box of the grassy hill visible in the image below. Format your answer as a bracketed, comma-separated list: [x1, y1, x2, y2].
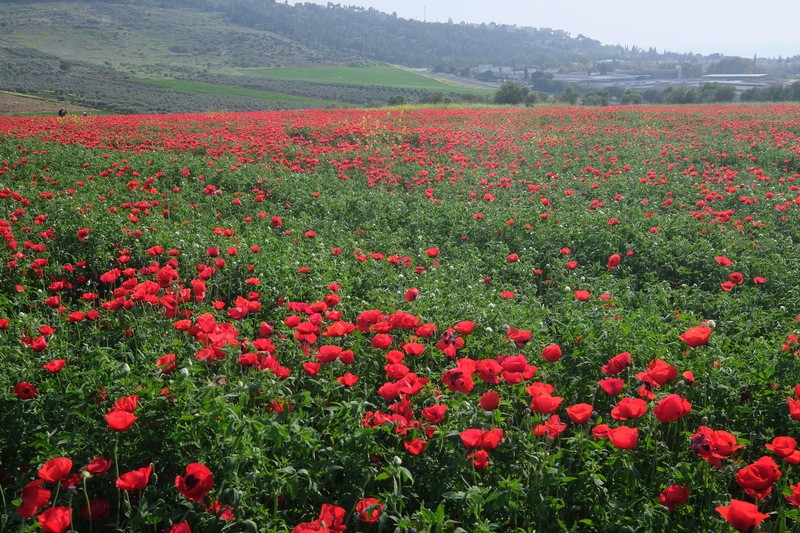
[0, 1, 495, 115]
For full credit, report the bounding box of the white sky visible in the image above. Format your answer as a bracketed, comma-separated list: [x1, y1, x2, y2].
[308, 0, 800, 58]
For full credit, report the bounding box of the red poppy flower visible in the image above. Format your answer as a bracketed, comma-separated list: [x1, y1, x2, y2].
[679, 325, 712, 347]
[355, 497, 384, 523]
[336, 373, 359, 386]
[606, 253, 621, 270]
[18, 480, 51, 518]
[608, 426, 638, 449]
[422, 404, 447, 424]
[43, 359, 66, 373]
[533, 415, 567, 438]
[540, 343, 562, 363]
[574, 290, 590, 301]
[105, 410, 137, 431]
[610, 397, 647, 420]
[601, 352, 631, 375]
[653, 394, 691, 423]
[85, 457, 112, 476]
[789, 397, 800, 420]
[598, 377, 625, 396]
[468, 449, 489, 469]
[658, 485, 689, 512]
[715, 255, 733, 266]
[112, 394, 139, 412]
[116, 465, 153, 492]
[479, 391, 501, 411]
[566, 403, 594, 424]
[786, 482, 800, 508]
[637, 359, 678, 387]
[13, 381, 37, 399]
[176, 463, 214, 503]
[404, 287, 419, 301]
[691, 426, 743, 468]
[164, 521, 192, 533]
[765, 436, 800, 464]
[716, 499, 770, 532]
[506, 327, 531, 347]
[735, 456, 781, 500]
[38, 457, 72, 483]
[403, 439, 427, 455]
[425, 247, 439, 258]
[37, 506, 72, 533]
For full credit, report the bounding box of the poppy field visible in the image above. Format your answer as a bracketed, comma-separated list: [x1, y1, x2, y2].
[2, 105, 800, 532]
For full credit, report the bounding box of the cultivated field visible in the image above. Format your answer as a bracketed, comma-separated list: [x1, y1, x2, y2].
[1, 105, 800, 532]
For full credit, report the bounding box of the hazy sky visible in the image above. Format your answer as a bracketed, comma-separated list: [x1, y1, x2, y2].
[307, 0, 799, 58]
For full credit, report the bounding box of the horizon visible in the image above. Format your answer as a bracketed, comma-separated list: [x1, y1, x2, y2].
[307, 0, 799, 59]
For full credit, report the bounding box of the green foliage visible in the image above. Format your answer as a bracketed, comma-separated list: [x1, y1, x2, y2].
[1, 105, 800, 532]
[494, 81, 530, 105]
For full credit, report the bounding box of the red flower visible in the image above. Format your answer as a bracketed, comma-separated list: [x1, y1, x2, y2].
[610, 397, 647, 420]
[18, 480, 51, 518]
[38, 457, 72, 483]
[608, 426, 638, 449]
[691, 426, 743, 468]
[637, 359, 678, 387]
[765, 436, 800, 464]
[105, 410, 137, 431]
[425, 247, 439, 258]
[422, 404, 447, 424]
[715, 255, 733, 266]
[479, 391, 501, 411]
[679, 325, 712, 347]
[606, 253, 621, 270]
[574, 290, 590, 301]
[789, 397, 800, 421]
[467, 449, 489, 469]
[85, 457, 112, 476]
[176, 463, 214, 503]
[459, 428, 503, 450]
[653, 394, 691, 423]
[13, 381, 37, 399]
[735, 456, 781, 500]
[540, 343, 562, 363]
[404, 287, 419, 301]
[533, 415, 567, 438]
[598, 377, 625, 396]
[601, 352, 631, 375]
[716, 499, 770, 532]
[658, 485, 689, 512]
[164, 521, 192, 533]
[116, 465, 153, 492]
[786, 482, 800, 507]
[336, 373, 359, 386]
[37, 506, 72, 533]
[43, 359, 66, 373]
[506, 327, 531, 347]
[112, 394, 139, 412]
[355, 497, 384, 523]
[566, 403, 593, 424]
[404, 439, 428, 455]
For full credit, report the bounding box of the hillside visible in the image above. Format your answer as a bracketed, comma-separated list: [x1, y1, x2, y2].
[0, 0, 790, 114]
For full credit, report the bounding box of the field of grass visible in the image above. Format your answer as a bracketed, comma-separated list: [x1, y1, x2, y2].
[239, 66, 494, 95]
[2, 105, 800, 532]
[139, 79, 339, 107]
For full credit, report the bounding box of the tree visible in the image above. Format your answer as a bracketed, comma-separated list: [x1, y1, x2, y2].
[621, 89, 642, 105]
[494, 80, 530, 105]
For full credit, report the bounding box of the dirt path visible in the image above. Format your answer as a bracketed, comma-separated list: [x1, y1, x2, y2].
[0, 92, 64, 116]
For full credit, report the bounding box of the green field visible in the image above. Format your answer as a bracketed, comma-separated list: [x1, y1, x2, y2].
[239, 66, 493, 95]
[138, 79, 339, 107]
